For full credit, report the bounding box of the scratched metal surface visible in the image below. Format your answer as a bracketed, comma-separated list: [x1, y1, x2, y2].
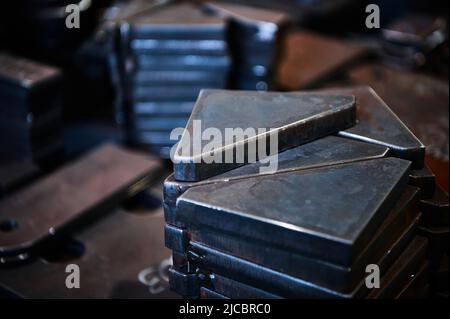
[173, 89, 356, 181]
[0, 208, 179, 299]
[164, 136, 388, 211]
[0, 144, 162, 260]
[318, 86, 426, 168]
[176, 158, 410, 265]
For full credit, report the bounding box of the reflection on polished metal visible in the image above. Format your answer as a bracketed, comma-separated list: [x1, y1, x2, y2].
[0, 144, 161, 261]
[173, 89, 356, 181]
[177, 158, 410, 265]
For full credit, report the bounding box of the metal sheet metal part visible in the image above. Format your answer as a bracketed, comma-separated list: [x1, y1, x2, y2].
[134, 55, 231, 72]
[132, 70, 228, 87]
[409, 166, 436, 199]
[200, 287, 228, 299]
[367, 236, 428, 299]
[277, 31, 367, 90]
[129, 3, 227, 41]
[0, 209, 179, 298]
[0, 52, 61, 92]
[167, 187, 421, 293]
[418, 226, 449, 268]
[178, 219, 419, 299]
[320, 86, 425, 168]
[348, 64, 449, 163]
[176, 158, 410, 265]
[0, 144, 162, 261]
[132, 101, 195, 116]
[173, 89, 356, 181]
[168, 268, 199, 298]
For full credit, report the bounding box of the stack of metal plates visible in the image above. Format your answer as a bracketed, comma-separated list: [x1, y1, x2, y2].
[0, 144, 162, 265]
[112, 2, 231, 158]
[0, 53, 63, 168]
[204, 2, 289, 91]
[163, 87, 447, 298]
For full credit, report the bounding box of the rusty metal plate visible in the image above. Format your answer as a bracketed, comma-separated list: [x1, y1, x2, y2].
[0, 209, 179, 298]
[320, 86, 426, 168]
[173, 89, 356, 181]
[348, 64, 449, 163]
[0, 144, 162, 262]
[176, 158, 410, 265]
[277, 31, 367, 90]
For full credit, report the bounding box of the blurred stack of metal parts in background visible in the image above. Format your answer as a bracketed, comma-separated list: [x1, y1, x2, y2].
[0, 53, 64, 197]
[164, 88, 448, 299]
[0, 0, 104, 64]
[109, 1, 231, 158]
